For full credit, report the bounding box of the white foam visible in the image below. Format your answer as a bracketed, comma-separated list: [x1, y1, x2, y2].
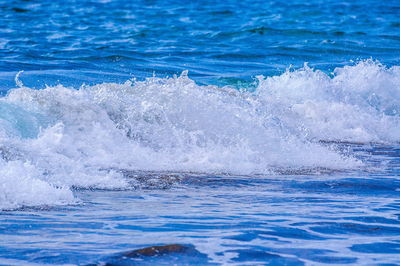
[1, 60, 398, 209]
[0, 159, 75, 210]
[257, 60, 400, 142]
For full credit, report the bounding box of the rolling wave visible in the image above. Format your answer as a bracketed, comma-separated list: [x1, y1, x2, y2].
[1, 60, 399, 210]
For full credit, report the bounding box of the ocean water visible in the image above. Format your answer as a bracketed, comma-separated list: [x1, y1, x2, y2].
[0, 0, 399, 265]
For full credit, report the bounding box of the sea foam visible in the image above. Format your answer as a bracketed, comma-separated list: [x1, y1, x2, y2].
[0, 60, 398, 209]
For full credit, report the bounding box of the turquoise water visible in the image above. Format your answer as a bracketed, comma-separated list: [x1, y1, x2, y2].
[0, 0, 400, 265]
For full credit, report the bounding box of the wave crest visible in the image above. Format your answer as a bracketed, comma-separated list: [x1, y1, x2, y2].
[2, 60, 399, 209]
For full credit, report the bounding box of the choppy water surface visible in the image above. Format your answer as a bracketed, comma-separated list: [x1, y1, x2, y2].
[0, 0, 399, 265]
[1, 0, 399, 89]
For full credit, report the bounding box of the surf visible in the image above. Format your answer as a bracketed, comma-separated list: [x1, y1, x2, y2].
[0, 60, 399, 210]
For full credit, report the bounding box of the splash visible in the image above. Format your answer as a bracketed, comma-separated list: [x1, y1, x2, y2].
[1, 60, 399, 210]
[14, 70, 24, 88]
[257, 60, 400, 142]
[0, 160, 75, 210]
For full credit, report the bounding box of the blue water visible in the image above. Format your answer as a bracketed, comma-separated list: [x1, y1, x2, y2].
[0, 0, 400, 265]
[1, 0, 399, 89]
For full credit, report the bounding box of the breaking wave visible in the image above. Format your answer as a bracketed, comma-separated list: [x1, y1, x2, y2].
[1, 60, 399, 210]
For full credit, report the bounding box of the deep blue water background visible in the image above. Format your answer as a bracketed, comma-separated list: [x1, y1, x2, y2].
[0, 0, 400, 265]
[0, 0, 399, 90]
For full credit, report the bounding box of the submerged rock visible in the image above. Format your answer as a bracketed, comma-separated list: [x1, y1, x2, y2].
[92, 244, 212, 265]
[123, 171, 183, 189]
[121, 244, 190, 257]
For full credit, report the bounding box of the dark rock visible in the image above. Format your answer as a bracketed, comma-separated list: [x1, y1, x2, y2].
[122, 244, 189, 257]
[123, 170, 183, 189]
[91, 244, 213, 265]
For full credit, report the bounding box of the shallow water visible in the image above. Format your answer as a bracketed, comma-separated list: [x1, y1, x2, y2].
[0, 0, 400, 265]
[1, 144, 400, 265]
